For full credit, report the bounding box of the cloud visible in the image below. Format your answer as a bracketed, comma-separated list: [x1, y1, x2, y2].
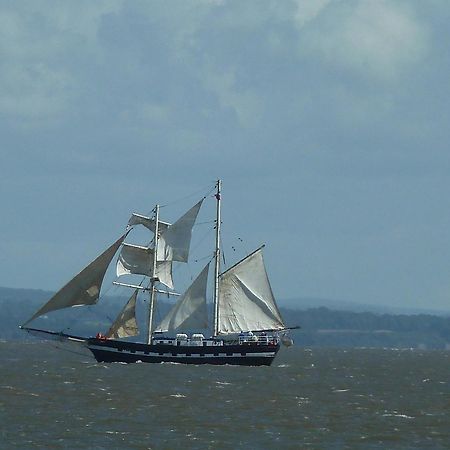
[0, 1, 123, 125]
[298, 0, 429, 81]
[0, 1, 435, 144]
[0, 1, 449, 311]
[0, 64, 75, 126]
[293, 0, 331, 27]
[198, 66, 264, 128]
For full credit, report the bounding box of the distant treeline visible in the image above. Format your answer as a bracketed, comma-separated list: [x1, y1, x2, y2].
[1, 288, 449, 349]
[289, 307, 450, 350]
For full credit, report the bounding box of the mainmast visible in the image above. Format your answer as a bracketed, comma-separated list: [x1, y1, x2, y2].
[213, 179, 222, 337]
[147, 204, 160, 344]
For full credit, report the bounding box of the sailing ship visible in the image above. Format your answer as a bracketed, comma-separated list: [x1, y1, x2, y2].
[21, 180, 297, 366]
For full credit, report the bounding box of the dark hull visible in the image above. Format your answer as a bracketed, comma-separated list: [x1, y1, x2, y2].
[87, 338, 280, 366]
[21, 327, 280, 366]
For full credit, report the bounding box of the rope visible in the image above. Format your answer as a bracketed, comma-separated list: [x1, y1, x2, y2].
[51, 343, 90, 359]
[160, 183, 216, 208]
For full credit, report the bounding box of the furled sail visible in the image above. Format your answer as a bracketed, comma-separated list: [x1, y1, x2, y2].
[127, 213, 170, 233]
[157, 199, 203, 262]
[23, 234, 127, 326]
[217, 247, 285, 334]
[116, 243, 173, 289]
[105, 289, 139, 339]
[155, 263, 209, 333]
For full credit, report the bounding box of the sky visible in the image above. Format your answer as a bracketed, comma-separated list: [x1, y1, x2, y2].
[1, 0, 450, 312]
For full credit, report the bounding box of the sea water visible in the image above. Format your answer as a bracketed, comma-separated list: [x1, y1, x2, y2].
[0, 342, 448, 449]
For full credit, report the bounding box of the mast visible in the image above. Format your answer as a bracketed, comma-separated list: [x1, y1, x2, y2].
[147, 204, 160, 344]
[213, 179, 222, 336]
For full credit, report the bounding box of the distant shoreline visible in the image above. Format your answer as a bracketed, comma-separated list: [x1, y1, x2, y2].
[2, 287, 449, 349]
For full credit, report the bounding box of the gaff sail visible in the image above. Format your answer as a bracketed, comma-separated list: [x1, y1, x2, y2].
[217, 247, 285, 334]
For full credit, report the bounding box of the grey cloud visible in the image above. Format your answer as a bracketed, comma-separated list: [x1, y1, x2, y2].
[1, 1, 450, 310]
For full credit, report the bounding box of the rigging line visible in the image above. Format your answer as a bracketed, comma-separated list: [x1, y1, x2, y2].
[99, 280, 116, 298]
[160, 183, 216, 208]
[62, 303, 92, 333]
[113, 274, 147, 289]
[101, 301, 116, 325]
[154, 296, 165, 324]
[219, 235, 227, 268]
[73, 283, 121, 331]
[51, 343, 90, 359]
[64, 279, 133, 333]
[190, 225, 215, 254]
[63, 304, 105, 334]
[189, 254, 215, 289]
[95, 269, 131, 305]
[193, 252, 215, 263]
[133, 199, 161, 228]
[194, 220, 216, 226]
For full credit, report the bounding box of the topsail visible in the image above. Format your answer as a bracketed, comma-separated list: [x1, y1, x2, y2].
[116, 243, 174, 289]
[128, 200, 203, 263]
[117, 200, 204, 289]
[127, 213, 170, 234]
[157, 199, 203, 262]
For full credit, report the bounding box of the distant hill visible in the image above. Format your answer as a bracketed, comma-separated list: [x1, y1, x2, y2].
[279, 297, 450, 316]
[290, 307, 450, 350]
[1, 287, 449, 349]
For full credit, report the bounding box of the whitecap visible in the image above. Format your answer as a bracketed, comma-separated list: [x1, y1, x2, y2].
[382, 414, 415, 419]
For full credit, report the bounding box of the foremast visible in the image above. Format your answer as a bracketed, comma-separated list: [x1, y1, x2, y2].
[147, 204, 160, 344]
[213, 179, 221, 337]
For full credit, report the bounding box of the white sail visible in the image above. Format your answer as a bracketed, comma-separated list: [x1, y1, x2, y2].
[116, 243, 174, 289]
[217, 247, 285, 334]
[152, 260, 173, 290]
[155, 263, 209, 333]
[24, 234, 127, 325]
[157, 199, 203, 262]
[127, 213, 170, 233]
[116, 243, 152, 277]
[106, 289, 139, 339]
